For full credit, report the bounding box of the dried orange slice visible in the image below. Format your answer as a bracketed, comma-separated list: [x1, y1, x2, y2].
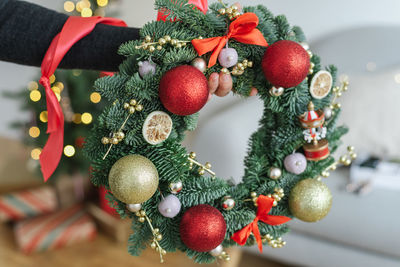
[310, 70, 332, 99]
[142, 111, 173, 145]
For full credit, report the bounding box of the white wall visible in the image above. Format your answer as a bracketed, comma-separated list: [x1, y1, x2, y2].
[1, 0, 400, 138]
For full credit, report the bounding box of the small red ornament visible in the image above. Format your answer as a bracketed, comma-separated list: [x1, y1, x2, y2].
[75, 136, 85, 148]
[262, 40, 310, 88]
[159, 65, 209, 116]
[180, 204, 226, 252]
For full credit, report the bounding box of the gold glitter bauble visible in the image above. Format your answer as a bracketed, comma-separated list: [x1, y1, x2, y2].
[289, 178, 332, 222]
[108, 155, 159, 204]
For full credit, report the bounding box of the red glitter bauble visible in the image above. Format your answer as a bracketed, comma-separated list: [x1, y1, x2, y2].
[159, 65, 209, 116]
[262, 40, 310, 88]
[180, 204, 226, 252]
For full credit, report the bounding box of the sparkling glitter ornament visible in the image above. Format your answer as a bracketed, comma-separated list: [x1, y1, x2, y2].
[108, 155, 159, 204]
[310, 70, 333, 99]
[268, 167, 282, 180]
[169, 181, 183, 194]
[127, 203, 142, 213]
[221, 196, 235, 211]
[262, 40, 310, 88]
[289, 178, 332, 222]
[218, 47, 238, 68]
[159, 65, 209, 116]
[209, 244, 223, 256]
[142, 111, 173, 145]
[284, 153, 307, 175]
[158, 194, 181, 218]
[191, 57, 207, 72]
[180, 204, 226, 252]
[138, 60, 156, 77]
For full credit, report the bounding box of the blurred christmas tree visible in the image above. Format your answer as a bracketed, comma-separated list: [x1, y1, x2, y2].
[6, 0, 119, 178]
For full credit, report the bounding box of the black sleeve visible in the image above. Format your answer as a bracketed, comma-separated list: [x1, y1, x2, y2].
[0, 0, 140, 72]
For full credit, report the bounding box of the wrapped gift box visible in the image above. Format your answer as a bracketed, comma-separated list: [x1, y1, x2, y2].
[87, 203, 131, 243]
[0, 186, 57, 222]
[14, 204, 97, 253]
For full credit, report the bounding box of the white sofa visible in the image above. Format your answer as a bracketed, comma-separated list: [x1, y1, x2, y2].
[184, 26, 400, 267]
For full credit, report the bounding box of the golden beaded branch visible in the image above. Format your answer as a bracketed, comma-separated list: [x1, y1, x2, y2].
[329, 80, 349, 111]
[261, 234, 286, 248]
[135, 35, 192, 52]
[101, 99, 143, 160]
[248, 188, 284, 208]
[319, 146, 357, 179]
[217, 0, 241, 20]
[188, 152, 216, 177]
[220, 59, 253, 76]
[134, 210, 166, 263]
[218, 251, 231, 261]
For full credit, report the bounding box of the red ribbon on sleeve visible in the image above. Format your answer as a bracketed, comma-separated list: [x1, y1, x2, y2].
[231, 195, 291, 252]
[39, 16, 127, 181]
[191, 12, 268, 68]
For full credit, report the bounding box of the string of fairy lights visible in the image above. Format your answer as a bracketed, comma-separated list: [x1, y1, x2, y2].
[28, 74, 101, 160]
[63, 0, 109, 17]
[28, 0, 112, 162]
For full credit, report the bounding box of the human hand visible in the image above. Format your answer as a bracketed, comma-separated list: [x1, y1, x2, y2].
[208, 72, 258, 99]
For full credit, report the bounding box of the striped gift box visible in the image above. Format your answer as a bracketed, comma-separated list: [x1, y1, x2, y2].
[14, 204, 97, 254]
[0, 186, 57, 222]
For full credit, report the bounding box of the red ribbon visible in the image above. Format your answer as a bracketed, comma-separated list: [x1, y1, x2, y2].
[231, 195, 291, 252]
[191, 12, 268, 68]
[39, 16, 127, 181]
[157, 0, 208, 22]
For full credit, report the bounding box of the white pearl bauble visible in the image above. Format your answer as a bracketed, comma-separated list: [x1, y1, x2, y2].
[222, 196, 235, 211]
[218, 48, 238, 68]
[269, 167, 282, 180]
[191, 58, 207, 73]
[209, 244, 223, 256]
[127, 203, 142, 212]
[323, 107, 333, 120]
[158, 194, 181, 218]
[169, 181, 183, 194]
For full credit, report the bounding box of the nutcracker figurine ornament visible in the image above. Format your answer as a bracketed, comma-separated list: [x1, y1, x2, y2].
[299, 101, 330, 161]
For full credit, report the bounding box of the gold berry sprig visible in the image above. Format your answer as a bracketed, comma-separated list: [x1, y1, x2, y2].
[134, 209, 166, 263]
[218, 0, 241, 20]
[261, 234, 286, 248]
[248, 188, 284, 207]
[266, 188, 285, 207]
[319, 146, 357, 179]
[188, 152, 216, 177]
[309, 62, 315, 75]
[102, 99, 143, 160]
[329, 80, 349, 111]
[221, 59, 253, 76]
[135, 35, 192, 52]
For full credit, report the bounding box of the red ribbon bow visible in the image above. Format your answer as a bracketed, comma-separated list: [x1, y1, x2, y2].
[231, 195, 291, 252]
[39, 16, 127, 181]
[191, 12, 268, 68]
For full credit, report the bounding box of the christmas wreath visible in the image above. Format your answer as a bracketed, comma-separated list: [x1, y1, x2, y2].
[85, 0, 355, 263]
